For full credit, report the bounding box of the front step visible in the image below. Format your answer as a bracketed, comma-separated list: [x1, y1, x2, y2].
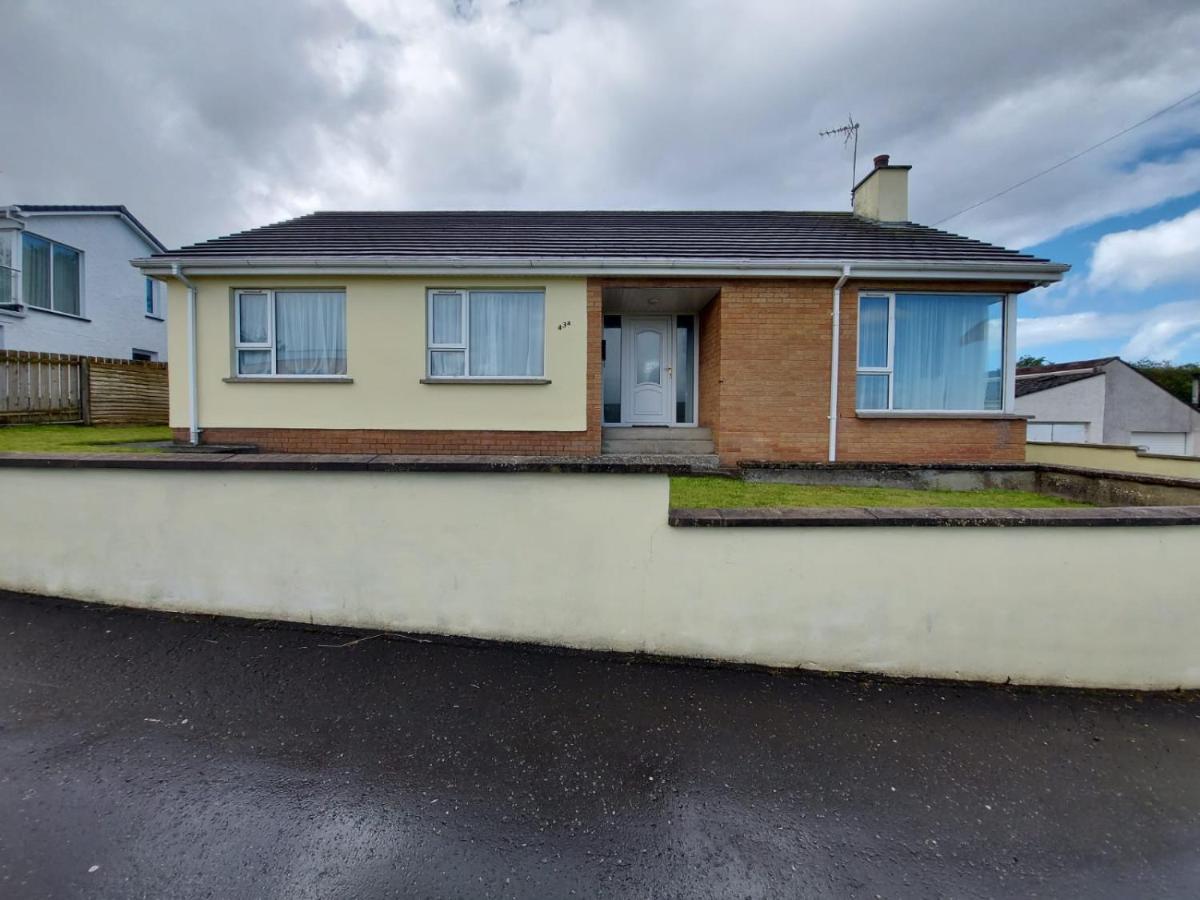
[600, 453, 721, 469]
[601, 426, 715, 456]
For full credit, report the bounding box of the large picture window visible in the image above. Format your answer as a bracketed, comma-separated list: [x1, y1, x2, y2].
[234, 289, 346, 377]
[22, 232, 82, 316]
[426, 289, 545, 378]
[856, 292, 1006, 412]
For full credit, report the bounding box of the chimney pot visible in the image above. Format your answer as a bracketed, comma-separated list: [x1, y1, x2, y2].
[874, 154, 890, 168]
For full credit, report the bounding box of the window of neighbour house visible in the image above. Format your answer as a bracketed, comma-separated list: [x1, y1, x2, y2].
[426, 289, 545, 378]
[1027, 422, 1086, 443]
[234, 289, 347, 376]
[22, 232, 82, 316]
[145, 277, 161, 317]
[0, 233, 15, 307]
[856, 292, 1006, 412]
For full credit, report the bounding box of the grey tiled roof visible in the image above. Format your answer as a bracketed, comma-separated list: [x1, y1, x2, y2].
[1015, 370, 1104, 397]
[154, 210, 1061, 267]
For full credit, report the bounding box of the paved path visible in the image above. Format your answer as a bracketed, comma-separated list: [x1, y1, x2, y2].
[1, 591, 1198, 898]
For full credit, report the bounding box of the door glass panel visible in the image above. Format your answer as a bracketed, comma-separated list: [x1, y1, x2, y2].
[636, 330, 661, 385]
[602, 315, 621, 423]
[675, 316, 695, 423]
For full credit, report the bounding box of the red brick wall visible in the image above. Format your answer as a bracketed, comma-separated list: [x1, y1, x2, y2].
[697, 295, 722, 442]
[186, 288, 604, 456]
[834, 281, 1029, 464]
[702, 278, 1032, 465]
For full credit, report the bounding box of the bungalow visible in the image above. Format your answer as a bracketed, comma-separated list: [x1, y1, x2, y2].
[133, 156, 1067, 464]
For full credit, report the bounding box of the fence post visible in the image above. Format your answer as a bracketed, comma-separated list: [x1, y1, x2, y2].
[80, 358, 92, 425]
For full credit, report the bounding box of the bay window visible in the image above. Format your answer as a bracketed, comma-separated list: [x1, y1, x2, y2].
[427, 289, 545, 379]
[22, 232, 82, 316]
[856, 292, 1007, 412]
[234, 289, 346, 377]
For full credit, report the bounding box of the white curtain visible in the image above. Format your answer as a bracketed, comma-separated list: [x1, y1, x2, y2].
[431, 293, 462, 344]
[468, 291, 543, 376]
[858, 296, 889, 367]
[892, 294, 1003, 410]
[275, 291, 346, 375]
[239, 293, 269, 343]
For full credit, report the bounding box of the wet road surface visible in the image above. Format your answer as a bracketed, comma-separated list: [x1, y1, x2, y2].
[1, 590, 1198, 899]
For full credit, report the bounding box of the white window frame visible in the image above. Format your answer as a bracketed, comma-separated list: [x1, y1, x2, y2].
[424, 288, 546, 380]
[0, 230, 19, 308]
[233, 288, 346, 378]
[854, 291, 1014, 415]
[22, 231, 84, 317]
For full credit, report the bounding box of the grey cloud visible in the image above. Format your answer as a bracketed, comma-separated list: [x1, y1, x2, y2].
[1, 0, 1197, 250]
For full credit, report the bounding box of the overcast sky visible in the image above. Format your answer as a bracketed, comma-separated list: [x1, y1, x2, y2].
[2, 0, 1199, 361]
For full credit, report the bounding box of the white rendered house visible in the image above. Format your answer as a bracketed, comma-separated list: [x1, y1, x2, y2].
[0, 204, 167, 360]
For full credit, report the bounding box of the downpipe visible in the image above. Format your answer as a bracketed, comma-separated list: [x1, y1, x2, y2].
[828, 264, 852, 461]
[171, 264, 201, 445]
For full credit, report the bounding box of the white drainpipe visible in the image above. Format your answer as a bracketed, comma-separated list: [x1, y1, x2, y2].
[171, 264, 201, 445]
[828, 264, 852, 462]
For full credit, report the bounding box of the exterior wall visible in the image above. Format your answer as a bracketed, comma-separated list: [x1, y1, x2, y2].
[2, 465, 1198, 690]
[170, 274, 600, 455]
[0, 214, 166, 359]
[697, 294, 721, 434]
[1015, 374, 1106, 441]
[1027, 441, 1200, 479]
[1101, 362, 1200, 453]
[688, 278, 1030, 464]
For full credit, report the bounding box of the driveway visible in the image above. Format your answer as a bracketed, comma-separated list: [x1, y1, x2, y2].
[1, 590, 1197, 898]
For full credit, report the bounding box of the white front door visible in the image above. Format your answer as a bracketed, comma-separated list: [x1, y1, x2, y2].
[623, 316, 673, 424]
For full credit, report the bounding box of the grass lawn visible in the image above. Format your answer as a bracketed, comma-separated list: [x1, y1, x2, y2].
[670, 476, 1089, 509]
[0, 424, 172, 453]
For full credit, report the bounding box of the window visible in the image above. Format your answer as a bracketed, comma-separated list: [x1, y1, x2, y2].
[234, 289, 346, 377]
[0, 233, 15, 307]
[426, 289, 544, 378]
[131, 348, 157, 362]
[856, 293, 1006, 412]
[22, 232, 82, 315]
[145, 278, 159, 316]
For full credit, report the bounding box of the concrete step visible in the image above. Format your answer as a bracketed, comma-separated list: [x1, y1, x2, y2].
[603, 438, 715, 455]
[600, 453, 721, 468]
[602, 426, 713, 441]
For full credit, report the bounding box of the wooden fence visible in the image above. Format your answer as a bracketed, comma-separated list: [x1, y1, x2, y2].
[0, 350, 168, 425]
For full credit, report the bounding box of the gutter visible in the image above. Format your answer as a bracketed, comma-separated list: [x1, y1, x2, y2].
[171, 264, 201, 445]
[829, 265, 852, 461]
[131, 255, 1069, 283]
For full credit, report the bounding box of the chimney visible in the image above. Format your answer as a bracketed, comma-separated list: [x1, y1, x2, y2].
[852, 153, 912, 222]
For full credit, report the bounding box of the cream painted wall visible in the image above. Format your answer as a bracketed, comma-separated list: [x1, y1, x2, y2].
[2, 466, 1197, 690]
[1027, 441, 1200, 479]
[165, 275, 588, 431]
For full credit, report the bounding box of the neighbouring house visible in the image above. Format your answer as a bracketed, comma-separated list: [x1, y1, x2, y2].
[0, 204, 168, 360]
[132, 155, 1067, 463]
[1016, 357, 1200, 456]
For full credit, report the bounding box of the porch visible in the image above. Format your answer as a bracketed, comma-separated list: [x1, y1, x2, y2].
[599, 283, 717, 462]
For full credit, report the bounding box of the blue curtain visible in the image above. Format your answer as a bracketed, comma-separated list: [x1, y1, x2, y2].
[892, 294, 1003, 410]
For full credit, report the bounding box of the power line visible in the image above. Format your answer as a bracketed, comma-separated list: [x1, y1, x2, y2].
[933, 85, 1200, 227]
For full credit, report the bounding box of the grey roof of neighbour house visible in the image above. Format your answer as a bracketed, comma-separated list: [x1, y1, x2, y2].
[14, 204, 166, 252]
[144, 211, 1064, 273]
[1015, 358, 1117, 398]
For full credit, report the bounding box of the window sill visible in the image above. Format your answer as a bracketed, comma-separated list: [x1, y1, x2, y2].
[420, 377, 551, 385]
[223, 376, 354, 384]
[855, 410, 1027, 420]
[145, 314, 165, 322]
[28, 306, 90, 322]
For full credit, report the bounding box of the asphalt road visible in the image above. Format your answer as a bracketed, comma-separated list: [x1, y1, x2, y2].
[1, 590, 1198, 899]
